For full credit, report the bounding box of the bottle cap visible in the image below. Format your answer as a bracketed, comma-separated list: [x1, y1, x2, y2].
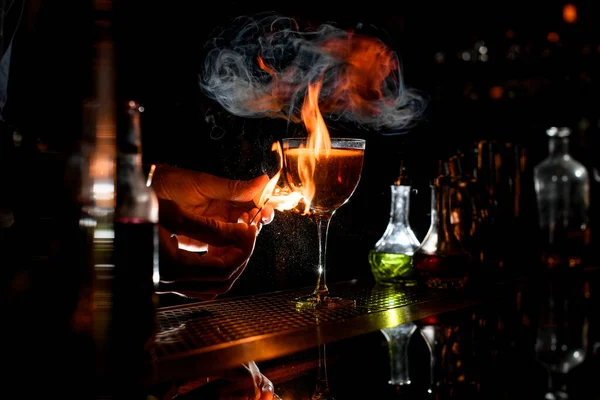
[546, 126, 571, 138]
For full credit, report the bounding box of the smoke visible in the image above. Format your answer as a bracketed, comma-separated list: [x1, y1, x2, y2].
[200, 13, 426, 133]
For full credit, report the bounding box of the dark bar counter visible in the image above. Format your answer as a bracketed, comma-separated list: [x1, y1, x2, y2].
[152, 267, 600, 400]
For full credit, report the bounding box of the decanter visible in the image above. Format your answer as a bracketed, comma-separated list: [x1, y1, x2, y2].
[413, 175, 471, 289]
[533, 127, 590, 268]
[369, 167, 421, 286]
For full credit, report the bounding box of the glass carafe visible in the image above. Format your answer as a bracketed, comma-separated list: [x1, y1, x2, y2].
[414, 176, 471, 289]
[533, 127, 590, 268]
[369, 180, 421, 286]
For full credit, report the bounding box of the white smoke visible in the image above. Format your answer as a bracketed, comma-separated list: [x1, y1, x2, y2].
[200, 13, 425, 133]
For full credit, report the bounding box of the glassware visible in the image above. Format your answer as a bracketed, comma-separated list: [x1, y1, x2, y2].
[282, 137, 365, 310]
[534, 269, 590, 399]
[108, 101, 160, 397]
[369, 168, 420, 286]
[312, 343, 334, 400]
[413, 175, 471, 289]
[533, 127, 590, 268]
[381, 322, 417, 387]
[419, 322, 443, 396]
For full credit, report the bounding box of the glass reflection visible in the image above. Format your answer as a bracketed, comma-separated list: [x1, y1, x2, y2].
[381, 322, 417, 387]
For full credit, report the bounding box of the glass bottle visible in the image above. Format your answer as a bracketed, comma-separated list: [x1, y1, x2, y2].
[533, 127, 590, 268]
[108, 101, 159, 398]
[369, 169, 421, 286]
[413, 176, 471, 289]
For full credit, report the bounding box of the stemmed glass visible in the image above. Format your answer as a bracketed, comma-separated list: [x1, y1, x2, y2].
[281, 137, 365, 310]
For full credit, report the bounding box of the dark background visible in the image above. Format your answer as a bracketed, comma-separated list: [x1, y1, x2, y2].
[6, 1, 600, 297]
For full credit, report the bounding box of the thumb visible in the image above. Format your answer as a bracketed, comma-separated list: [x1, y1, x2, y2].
[196, 173, 270, 202]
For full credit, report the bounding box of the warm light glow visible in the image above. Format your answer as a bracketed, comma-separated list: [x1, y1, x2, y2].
[489, 86, 504, 100]
[563, 4, 577, 24]
[547, 32, 560, 43]
[252, 34, 393, 215]
[253, 78, 334, 214]
[253, 142, 305, 212]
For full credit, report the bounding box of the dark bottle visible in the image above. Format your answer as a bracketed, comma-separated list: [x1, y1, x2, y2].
[108, 101, 159, 398]
[414, 175, 471, 289]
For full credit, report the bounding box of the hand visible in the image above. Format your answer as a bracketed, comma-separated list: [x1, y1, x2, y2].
[175, 361, 277, 400]
[151, 164, 275, 300]
[221, 361, 276, 400]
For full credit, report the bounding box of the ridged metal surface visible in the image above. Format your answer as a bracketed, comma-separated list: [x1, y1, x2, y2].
[156, 282, 432, 355]
[154, 281, 458, 381]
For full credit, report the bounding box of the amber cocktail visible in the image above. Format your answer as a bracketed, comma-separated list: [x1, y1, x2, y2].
[282, 137, 365, 309]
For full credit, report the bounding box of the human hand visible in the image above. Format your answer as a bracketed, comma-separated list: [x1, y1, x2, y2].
[151, 164, 275, 300]
[174, 361, 277, 400]
[218, 361, 277, 400]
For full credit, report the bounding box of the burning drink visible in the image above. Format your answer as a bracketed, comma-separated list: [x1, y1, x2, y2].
[198, 14, 424, 308]
[283, 147, 364, 213]
[282, 137, 365, 310]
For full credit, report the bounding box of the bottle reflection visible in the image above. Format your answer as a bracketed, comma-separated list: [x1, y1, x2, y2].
[381, 322, 418, 387]
[533, 270, 590, 399]
[419, 322, 443, 397]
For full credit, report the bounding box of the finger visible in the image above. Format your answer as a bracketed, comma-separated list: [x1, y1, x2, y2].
[193, 173, 270, 202]
[259, 374, 275, 400]
[244, 362, 264, 400]
[160, 199, 253, 247]
[158, 226, 245, 282]
[176, 235, 208, 252]
[159, 258, 248, 297]
[260, 204, 275, 225]
[156, 290, 217, 302]
[238, 211, 251, 224]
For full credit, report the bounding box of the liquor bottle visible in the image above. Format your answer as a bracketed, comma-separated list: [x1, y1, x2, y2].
[108, 100, 159, 398]
[369, 163, 421, 286]
[413, 175, 471, 290]
[533, 127, 590, 268]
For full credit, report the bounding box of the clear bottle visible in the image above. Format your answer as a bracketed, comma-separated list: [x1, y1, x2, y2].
[369, 168, 421, 286]
[109, 100, 159, 397]
[413, 176, 471, 289]
[533, 127, 590, 268]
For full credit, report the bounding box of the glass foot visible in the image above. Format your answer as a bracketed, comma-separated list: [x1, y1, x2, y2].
[295, 294, 356, 311]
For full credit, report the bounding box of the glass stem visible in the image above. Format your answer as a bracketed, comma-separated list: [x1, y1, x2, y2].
[314, 212, 332, 300]
[312, 343, 331, 399]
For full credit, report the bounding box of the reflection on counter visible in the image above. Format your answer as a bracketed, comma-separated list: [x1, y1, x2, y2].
[173, 269, 598, 400]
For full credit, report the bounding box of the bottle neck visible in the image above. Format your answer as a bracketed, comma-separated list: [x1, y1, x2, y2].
[548, 137, 569, 157]
[390, 185, 412, 226]
[117, 152, 146, 185]
[430, 182, 452, 233]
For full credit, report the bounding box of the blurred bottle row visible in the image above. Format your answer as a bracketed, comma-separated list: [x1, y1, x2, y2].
[369, 125, 596, 289]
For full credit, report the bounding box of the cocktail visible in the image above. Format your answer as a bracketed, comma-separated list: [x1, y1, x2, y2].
[282, 137, 365, 309]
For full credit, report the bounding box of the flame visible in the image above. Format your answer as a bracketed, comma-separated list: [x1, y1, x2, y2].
[253, 35, 390, 215]
[255, 78, 332, 214]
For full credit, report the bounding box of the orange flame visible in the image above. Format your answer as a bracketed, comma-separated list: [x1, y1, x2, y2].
[255, 78, 332, 214]
[254, 36, 391, 215]
[254, 142, 305, 212]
